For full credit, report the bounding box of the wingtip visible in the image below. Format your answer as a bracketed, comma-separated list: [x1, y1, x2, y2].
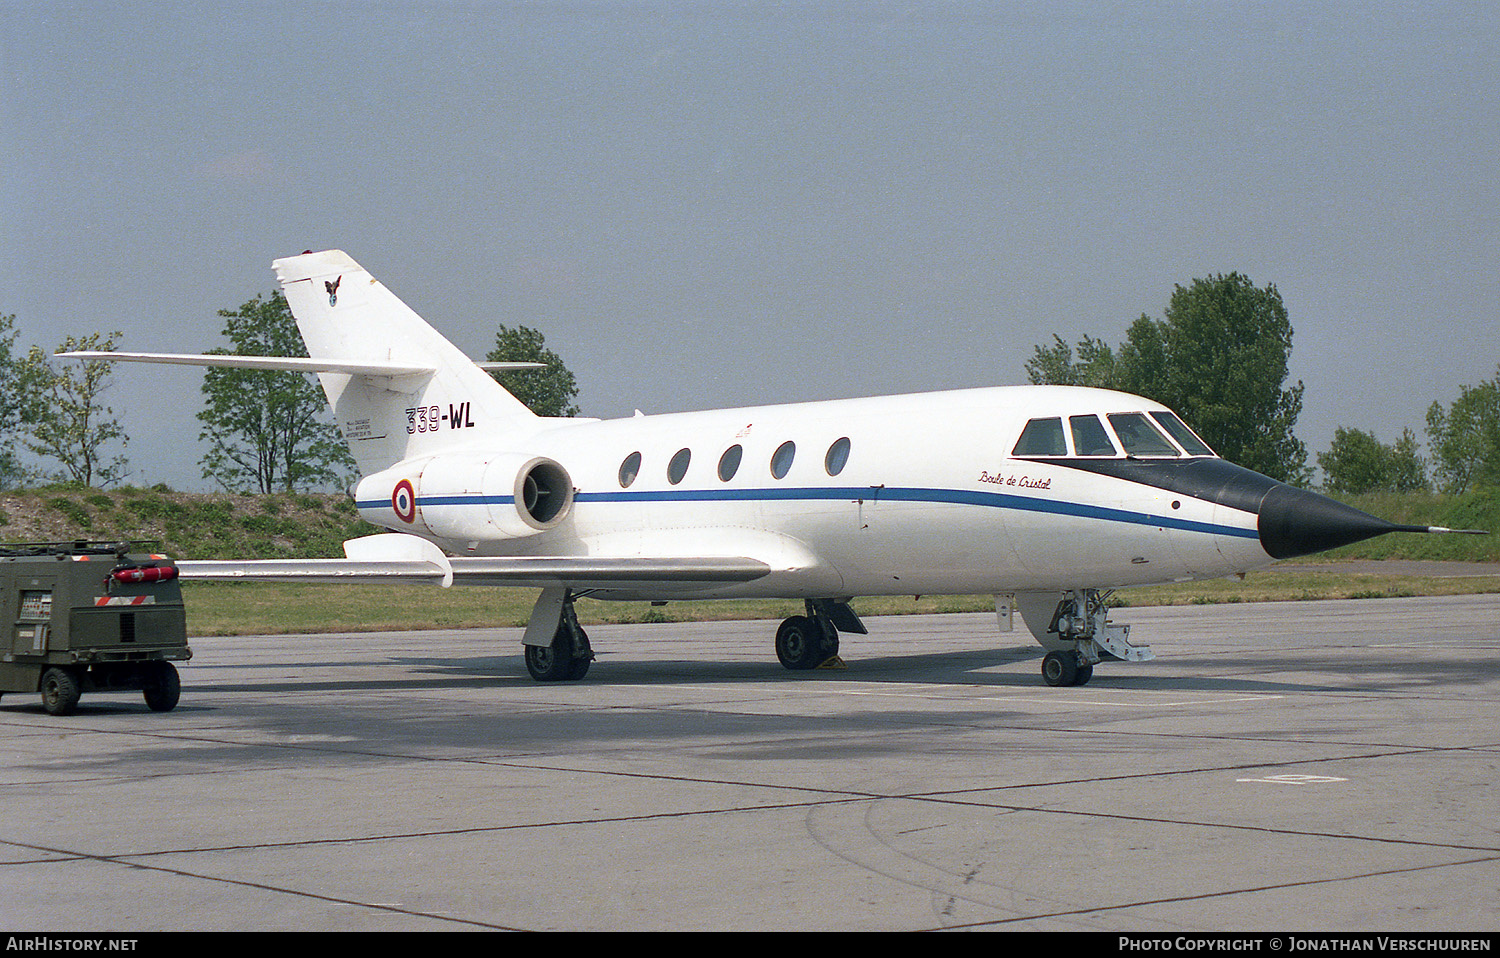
[272, 249, 360, 282]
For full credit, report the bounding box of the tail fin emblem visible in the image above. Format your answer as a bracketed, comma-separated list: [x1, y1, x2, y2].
[325, 275, 342, 306]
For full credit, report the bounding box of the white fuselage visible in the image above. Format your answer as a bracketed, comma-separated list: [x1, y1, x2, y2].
[354, 384, 1274, 601]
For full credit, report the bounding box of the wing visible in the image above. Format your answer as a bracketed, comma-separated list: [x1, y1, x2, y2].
[176, 555, 773, 590]
[175, 534, 771, 592]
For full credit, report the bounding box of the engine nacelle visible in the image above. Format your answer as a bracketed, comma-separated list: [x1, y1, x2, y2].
[355, 453, 575, 542]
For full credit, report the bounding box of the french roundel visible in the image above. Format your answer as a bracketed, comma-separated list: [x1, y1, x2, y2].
[392, 479, 417, 523]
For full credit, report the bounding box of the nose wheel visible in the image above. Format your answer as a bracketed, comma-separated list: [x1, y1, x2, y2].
[1041, 650, 1093, 687]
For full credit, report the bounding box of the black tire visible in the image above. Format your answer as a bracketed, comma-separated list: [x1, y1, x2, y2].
[566, 627, 592, 680]
[40, 668, 82, 716]
[525, 624, 592, 682]
[1073, 663, 1094, 686]
[1041, 651, 1078, 688]
[143, 661, 181, 712]
[776, 616, 827, 670]
[525, 642, 570, 682]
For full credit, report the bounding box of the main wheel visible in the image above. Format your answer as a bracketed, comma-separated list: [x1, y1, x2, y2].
[40, 668, 82, 716]
[525, 642, 570, 682]
[566, 628, 592, 681]
[143, 661, 181, 712]
[525, 624, 592, 682]
[776, 615, 828, 670]
[1040, 651, 1079, 687]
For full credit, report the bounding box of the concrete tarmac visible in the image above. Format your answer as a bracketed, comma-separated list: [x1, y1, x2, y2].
[2, 594, 1498, 932]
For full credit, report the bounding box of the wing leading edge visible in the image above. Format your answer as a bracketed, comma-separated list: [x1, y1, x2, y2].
[175, 534, 773, 592]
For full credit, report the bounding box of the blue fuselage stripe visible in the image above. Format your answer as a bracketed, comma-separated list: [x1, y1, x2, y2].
[356, 486, 1260, 540]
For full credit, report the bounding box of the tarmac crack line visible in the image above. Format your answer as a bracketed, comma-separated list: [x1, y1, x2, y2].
[899, 744, 1476, 796]
[6, 725, 1498, 860]
[915, 793, 1500, 854]
[928, 852, 1500, 931]
[6, 748, 1496, 867]
[0, 796, 877, 863]
[0, 837, 530, 931]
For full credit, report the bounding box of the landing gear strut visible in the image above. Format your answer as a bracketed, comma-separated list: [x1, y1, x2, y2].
[1029, 589, 1151, 687]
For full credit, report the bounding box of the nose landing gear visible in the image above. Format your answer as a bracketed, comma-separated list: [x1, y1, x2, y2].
[1025, 589, 1153, 687]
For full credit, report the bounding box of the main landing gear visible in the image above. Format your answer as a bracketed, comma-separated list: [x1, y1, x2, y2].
[520, 592, 865, 682]
[523, 589, 594, 682]
[775, 599, 865, 671]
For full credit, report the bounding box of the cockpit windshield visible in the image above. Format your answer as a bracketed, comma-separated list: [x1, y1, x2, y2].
[1150, 411, 1215, 456]
[1012, 417, 1067, 456]
[1069, 415, 1117, 457]
[1012, 409, 1218, 459]
[1106, 412, 1179, 457]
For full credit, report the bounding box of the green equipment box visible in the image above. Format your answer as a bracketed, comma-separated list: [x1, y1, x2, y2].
[1, 541, 191, 715]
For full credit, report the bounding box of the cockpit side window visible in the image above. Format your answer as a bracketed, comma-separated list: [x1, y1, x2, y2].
[1150, 411, 1215, 456]
[1107, 412, 1180, 456]
[1069, 415, 1117, 457]
[1013, 417, 1067, 456]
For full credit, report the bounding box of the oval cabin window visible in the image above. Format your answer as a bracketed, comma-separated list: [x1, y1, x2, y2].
[718, 444, 743, 481]
[824, 437, 851, 476]
[770, 441, 796, 479]
[619, 451, 642, 488]
[668, 448, 692, 484]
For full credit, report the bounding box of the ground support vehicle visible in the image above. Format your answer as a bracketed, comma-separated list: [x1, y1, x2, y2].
[0, 542, 191, 715]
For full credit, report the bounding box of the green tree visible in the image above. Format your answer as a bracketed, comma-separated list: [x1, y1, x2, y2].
[1029, 274, 1309, 483]
[0, 312, 22, 487]
[197, 291, 353, 493]
[1426, 365, 1500, 493]
[16, 331, 130, 487]
[1317, 427, 1427, 495]
[1025, 334, 1120, 389]
[485, 324, 580, 417]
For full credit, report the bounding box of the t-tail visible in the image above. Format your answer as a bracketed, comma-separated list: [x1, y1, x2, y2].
[57, 250, 569, 545]
[61, 250, 545, 478]
[273, 250, 540, 477]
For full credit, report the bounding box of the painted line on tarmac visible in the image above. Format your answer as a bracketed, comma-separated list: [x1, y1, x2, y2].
[796, 682, 1283, 709]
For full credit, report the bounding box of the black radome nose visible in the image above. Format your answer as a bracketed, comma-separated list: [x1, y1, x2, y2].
[1257, 484, 1423, 560]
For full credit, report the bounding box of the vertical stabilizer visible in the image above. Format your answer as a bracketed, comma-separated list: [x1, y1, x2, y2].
[272, 250, 538, 475]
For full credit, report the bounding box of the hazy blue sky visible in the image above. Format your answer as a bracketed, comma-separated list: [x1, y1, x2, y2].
[3, 0, 1496, 489]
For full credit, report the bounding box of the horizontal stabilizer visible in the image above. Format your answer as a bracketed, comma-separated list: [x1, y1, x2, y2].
[59, 350, 436, 385]
[475, 362, 549, 372]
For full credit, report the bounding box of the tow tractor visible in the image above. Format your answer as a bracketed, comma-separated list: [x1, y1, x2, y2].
[0, 541, 190, 715]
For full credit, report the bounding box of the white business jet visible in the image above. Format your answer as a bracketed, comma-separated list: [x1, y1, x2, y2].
[66, 250, 1478, 686]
